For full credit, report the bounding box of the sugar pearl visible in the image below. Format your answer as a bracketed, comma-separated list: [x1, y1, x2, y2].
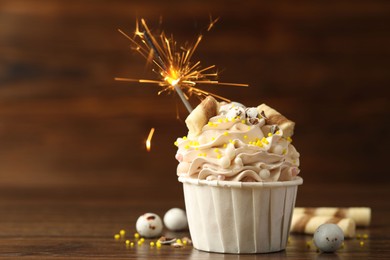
[259, 169, 271, 179]
[163, 208, 188, 231]
[313, 223, 344, 253]
[136, 213, 163, 238]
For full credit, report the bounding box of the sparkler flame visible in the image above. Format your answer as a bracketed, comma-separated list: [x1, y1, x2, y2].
[115, 18, 248, 113]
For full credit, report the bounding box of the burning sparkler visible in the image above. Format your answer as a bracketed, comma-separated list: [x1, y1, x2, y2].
[115, 18, 248, 113]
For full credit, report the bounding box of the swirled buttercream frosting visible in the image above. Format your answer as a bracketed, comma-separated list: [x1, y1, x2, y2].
[175, 97, 300, 182]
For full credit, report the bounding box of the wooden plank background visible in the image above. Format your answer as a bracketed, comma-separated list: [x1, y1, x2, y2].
[0, 0, 389, 201]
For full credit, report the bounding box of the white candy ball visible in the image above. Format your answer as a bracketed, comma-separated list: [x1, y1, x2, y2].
[136, 213, 163, 238]
[163, 208, 188, 231]
[313, 223, 344, 253]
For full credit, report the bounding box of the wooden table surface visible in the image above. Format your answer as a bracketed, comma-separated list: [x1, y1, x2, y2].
[1, 0, 389, 259]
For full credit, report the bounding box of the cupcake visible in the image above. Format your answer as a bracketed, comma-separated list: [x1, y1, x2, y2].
[175, 96, 302, 253]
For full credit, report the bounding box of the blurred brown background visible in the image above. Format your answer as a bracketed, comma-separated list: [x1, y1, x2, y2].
[0, 0, 389, 204]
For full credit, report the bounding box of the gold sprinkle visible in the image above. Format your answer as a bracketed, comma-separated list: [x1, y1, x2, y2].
[176, 239, 182, 244]
[134, 233, 140, 239]
[276, 131, 281, 135]
[360, 241, 364, 247]
[261, 137, 269, 144]
[211, 137, 216, 141]
[218, 119, 223, 123]
[217, 154, 222, 159]
[114, 234, 120, 240]
[120, 230, 126, 237]
[268, 133, 272, 137]
[223, 131, 229, 136]
[140, 238, 145, 242]
[150, 241, 155, 247]
[184, 145, 190, 149]
[287, 136, 293, 142]
[138, 240, 142, 245]
[241, 119, 246, 124]
[244, 135, 248, 139]
[174, 141, 178, 146]
[356, 234, 361, 239]
[223, 143, 227, 148]
[214, 148, 219, 153]
[183, 136, 187, 140]
[282, 149, 287, 155]
[363, 234, 369, 239]
[125, 240, 130, 245]
[130, 242, 134, 247]
[341, 242, 345, 249]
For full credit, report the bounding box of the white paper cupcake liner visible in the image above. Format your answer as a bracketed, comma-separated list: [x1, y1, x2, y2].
[179, 176, 303, 254]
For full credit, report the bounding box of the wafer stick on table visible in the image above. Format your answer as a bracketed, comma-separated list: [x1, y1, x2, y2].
[294, 207, 371, 227]
[290, 214, 356, 238]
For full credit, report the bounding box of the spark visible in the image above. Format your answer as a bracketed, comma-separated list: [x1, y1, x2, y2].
[115, 18, 248, 113]
[146, 127, 155, 152]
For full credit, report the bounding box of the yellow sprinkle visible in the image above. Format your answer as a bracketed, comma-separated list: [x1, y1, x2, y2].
[119, 230, 126, 236]
[211, 137, 215, 141]
[276, 131, 281, 135]
[363, 234, 369, 239]
[138, 240, 142, 245]
[223, 131, 229, 136]
[244, 135, 248, 139]
[195, 147, 199, 150]
[134, 233, 140, 239]
[223, 144, 227, 148]
[125, 240, 130, 245]
[229, 139, 233, 144]
[224, 118, 229, 123]
[214, 148, 219, 153]
[140, 238, 145, 242]
[288, 236, 291, 243]
[183, 136, 187, 140]
[114, 234, 120, 240]
[217, 154, 222, 159]
[156, 241, 161, 248]
[184, 145, 190, 149]
[287, 136, 293, 142]
[130, 242, 134, 247]
[150, 242, 155, 247]
[174, 141, 178, 146]
[356, 234, 361, 239]
[282, 149, 287, 155]
[247, 126, 251, 130]
[176, 239, 182, 244]
[218, 118, 223, 123]
[183, 240, 187, 245]
[306, 241, 311, 248]
[256, 140, 263, 147]
[268, 133, 272, 137]
[241, 119, 246, 124]
[208, 122, 213, 126]
[360, 241, 364, 247]
[341, 242, 345, 249]
[261, 137, 269, 144]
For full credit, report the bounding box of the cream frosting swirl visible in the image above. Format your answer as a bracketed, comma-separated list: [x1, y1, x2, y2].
[175, 102, 300, 182]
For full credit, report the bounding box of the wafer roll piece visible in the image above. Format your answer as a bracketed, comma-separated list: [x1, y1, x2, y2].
[257, 104, 295, 138]
[185, 96, 219, 138]
[290, 214, 356, 238]
[294, 207, 371, 227]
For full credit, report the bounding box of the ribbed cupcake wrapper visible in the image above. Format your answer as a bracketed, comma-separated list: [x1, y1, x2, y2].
[179, 177, 303, 254]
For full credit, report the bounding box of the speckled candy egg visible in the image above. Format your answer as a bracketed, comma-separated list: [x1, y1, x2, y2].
[136, 213, 163, 238]
[163, 208, 188, 231]
[313, 223, 344, 253]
